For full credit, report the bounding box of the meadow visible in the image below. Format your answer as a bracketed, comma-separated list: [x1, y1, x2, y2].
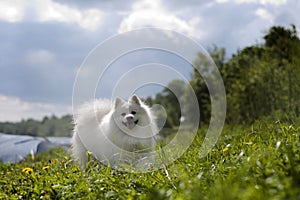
[0, 119, 299, 199]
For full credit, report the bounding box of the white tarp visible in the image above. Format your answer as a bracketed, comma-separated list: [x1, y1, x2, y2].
[0, 133, 71, 163]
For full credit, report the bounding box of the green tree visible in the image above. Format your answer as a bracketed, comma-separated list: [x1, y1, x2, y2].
[189, 46, 226, 124]
[147, 25, 300, 125]
[0, 115, 73, 137]
[224, 25, 300, 123]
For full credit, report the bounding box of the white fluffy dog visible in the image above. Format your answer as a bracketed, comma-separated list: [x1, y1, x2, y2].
[72, 95, 158, 168]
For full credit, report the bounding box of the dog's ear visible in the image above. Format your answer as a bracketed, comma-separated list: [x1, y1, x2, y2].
[114, 97, 123, 107]
[130, 95, 141, 106]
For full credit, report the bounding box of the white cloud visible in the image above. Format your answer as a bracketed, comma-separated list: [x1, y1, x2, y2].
[255, 8, 274, 22]
[118, 0, 201, 38]
[0, 95, 71, 122]
[0, 0, 27, 22]
[0, 0, 104, 31]
[34, 0, 104, 31]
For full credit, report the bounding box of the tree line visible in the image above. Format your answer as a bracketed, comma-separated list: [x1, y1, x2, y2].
[147, 25, 300, 127]
[0, 115, 73, 137]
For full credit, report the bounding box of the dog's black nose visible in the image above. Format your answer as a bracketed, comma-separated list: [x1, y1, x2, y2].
[125, 114, 134, 120]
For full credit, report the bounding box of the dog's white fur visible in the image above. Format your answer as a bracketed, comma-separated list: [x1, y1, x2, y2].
[72, 95, 158, 168]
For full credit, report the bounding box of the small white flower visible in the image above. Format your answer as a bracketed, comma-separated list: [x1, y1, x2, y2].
[238, 150, 244, 158]
[211, 164, 216, 170]
[275, 141, 281, 151]
[247, 156, 251, 162]
[197, 171, 203, 179]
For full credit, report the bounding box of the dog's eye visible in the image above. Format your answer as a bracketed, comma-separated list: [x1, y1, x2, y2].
[131, 111, 136, 115]
[121, 113, 126, 116]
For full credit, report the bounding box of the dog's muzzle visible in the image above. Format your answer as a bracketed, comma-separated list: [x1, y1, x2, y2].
[122, 114, 139, 129]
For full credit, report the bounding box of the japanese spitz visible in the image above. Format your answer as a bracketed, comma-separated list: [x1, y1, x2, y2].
[72, 95, 158, 169]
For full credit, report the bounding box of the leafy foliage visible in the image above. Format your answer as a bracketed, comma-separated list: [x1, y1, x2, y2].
[223, 25, 300, 123]
[147, 25, 300, 125]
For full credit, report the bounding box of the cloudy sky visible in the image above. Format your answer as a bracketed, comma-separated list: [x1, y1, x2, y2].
[0, 0, 299, 122]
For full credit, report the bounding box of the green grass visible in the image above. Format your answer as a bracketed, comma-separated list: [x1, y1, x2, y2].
[1, 120, 300, 199]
